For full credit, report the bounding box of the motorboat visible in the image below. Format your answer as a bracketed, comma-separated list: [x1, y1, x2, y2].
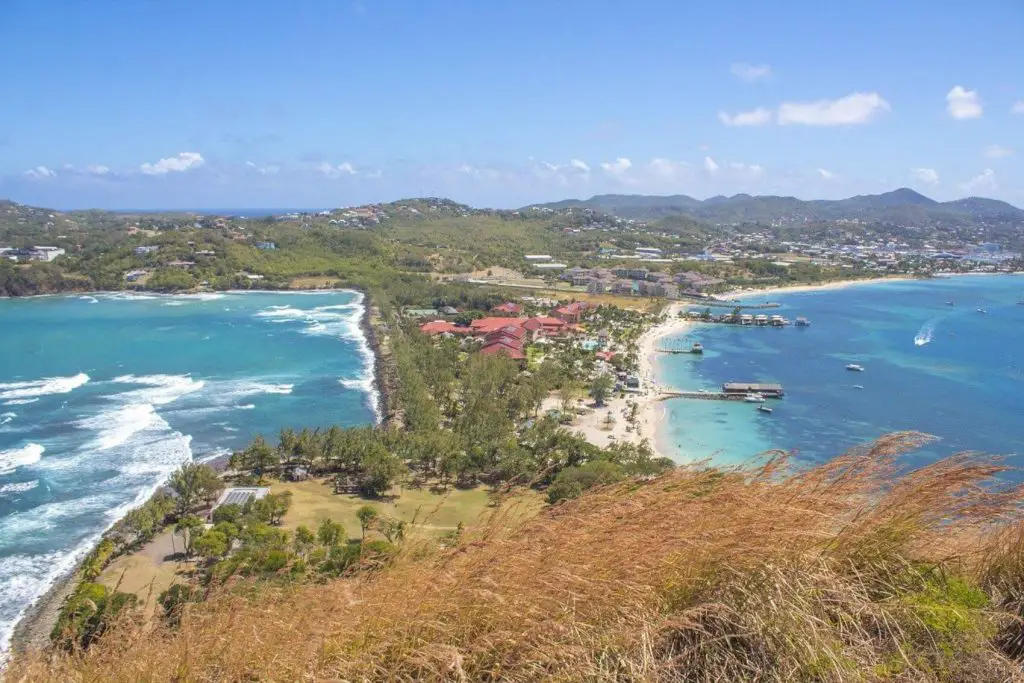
[757, 405, 773, 414]
[846, 364, 865, 372]
[945, 301, 955, 306]
[743, 393, 765, 403]
[690, 342, 704, 354]
[853, 384, 864, 390]
[977, 308, 987, 314]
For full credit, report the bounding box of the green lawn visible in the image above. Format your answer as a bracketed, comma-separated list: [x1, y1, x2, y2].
[271, 479, 543, 541]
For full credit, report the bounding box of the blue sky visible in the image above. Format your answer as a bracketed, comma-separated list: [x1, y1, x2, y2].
[1, 0, 1022, 209]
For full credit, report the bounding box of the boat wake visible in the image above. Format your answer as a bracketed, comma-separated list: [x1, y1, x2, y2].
[914, 321, 936, 347]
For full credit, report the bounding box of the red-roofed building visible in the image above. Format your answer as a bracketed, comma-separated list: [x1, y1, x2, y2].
[419, 320, 472, 336]
[595, 351, 617, 362]
[484, 324, 528, 346]
[470, 317, 527, 334]
[479, 340, 526, 360]
[552, 301, 588, 324]
[522, 316, 569, 339]
[491, 302, 523, 316]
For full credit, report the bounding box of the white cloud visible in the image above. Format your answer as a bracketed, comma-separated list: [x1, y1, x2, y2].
[569, 159, 590, 173]
[984, 145, 1012, 159]
[600, 157, 632, 175]
[816, 168, 836, 180]
[718, 107, 773, 127]
[962, 168, 996, 194]
[778, 92, 890, 126]
[317, 161, 358, 178]
[455, 164, 501, 181]
[704, 156, 719, 173]
[730, 62, 771, 82]
[23, 166, 56, 179]
[140, 152, 205, 175]
[85, 165, 110, 175]
[1014, 101, 1024, 114]
[245, 161, 280, 175]
[946, 86, 982, 119]
[911, 168, 939, 185]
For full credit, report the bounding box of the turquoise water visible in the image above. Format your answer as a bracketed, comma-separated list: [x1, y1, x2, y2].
[655, 276, 1024, 468]
[0, 291, 377, 657]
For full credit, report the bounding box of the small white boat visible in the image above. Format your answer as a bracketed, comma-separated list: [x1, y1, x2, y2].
[846, 364, 865, 372]
[853, 384, 864, 390]
[945, 301, 955, 306]
[743, 393, 765, 403]
[977, 308, 987, 314]
[757, 405, 773, 414]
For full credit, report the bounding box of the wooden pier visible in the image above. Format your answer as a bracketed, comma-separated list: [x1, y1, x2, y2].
[657, 382, 785, 401]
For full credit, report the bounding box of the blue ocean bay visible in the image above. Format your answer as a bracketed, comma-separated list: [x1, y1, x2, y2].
[0, 290, 377, 655]
[655, 275, 1024, 468]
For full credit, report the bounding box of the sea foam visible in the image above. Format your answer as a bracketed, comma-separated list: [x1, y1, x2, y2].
[0, 443, 44, 474]
[0, 373, 90, 401]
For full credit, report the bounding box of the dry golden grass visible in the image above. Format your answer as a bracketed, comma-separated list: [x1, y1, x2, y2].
[14, 433, 1024, 682]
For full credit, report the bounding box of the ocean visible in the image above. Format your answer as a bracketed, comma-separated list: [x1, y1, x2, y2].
[0, 290, 378, 658]
[654, 275, 1024, 469]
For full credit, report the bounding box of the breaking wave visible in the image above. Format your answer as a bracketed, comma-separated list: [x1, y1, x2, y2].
[0, 373, 90, 401]
[0, 481, 38, 495]
[0, 443, 44, 474]
[111, 374, 206, 406]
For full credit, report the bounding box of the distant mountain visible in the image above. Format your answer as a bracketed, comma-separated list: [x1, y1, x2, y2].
[526, 189, 1024, 226]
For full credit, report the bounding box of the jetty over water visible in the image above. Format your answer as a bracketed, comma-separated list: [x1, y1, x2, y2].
[658, 382, 785, 401]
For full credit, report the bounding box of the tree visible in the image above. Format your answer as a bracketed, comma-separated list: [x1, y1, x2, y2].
[589, 373, 615, 407]
[232, 434, 280, 483]
[168, 463, 223, 517]
[293, 525, 316, 557]
[174, 515, 205, 557]
[211, 502, 243, 526]
[317, 518, 345, 547]
[356, 505, 379, 541]
[192, 530, 229, 560]
[546, 460, 626, 504]
[358, 448, 405, 497]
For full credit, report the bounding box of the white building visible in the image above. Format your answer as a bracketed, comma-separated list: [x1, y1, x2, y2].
[524, 254, 553, 261]
[32, 246, 65, 262]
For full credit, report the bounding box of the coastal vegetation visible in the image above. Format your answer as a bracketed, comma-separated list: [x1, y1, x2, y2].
[17, 433, 1024, 681]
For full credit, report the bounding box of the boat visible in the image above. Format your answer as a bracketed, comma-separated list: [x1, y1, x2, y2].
[846, 364, 865, 372]
[945, 301, 955, 306]
[853, 384, 864, 390]
[689, 342, 704, 354]
[794, 317, 811, 327]
[757, 405, 773, 414]
[1017, 298, 1024, 306]
[743, 393, 766, 403]
[977, 308, 987, 314]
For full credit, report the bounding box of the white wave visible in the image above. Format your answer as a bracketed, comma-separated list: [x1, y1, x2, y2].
[0, 480, 38, 495]
[254, 306, 308, 320]
[78, 295, 99, 304]
[163, 301, 185, 307]
[198, 447, 231, 464]
[0, 547, 91, 663]
[3, 398, 39, 406]
[77, 404, 163, 451]
[339, 377, 373, 392]
[97, 293, 159, 301]
[0, 443, 44, 474]
[0, 412, 15, 425]
[0, 373, 90, 401]
[111, 374, 205, 406]
[236, 403, 256, 410]
[914, 321, 936, 347]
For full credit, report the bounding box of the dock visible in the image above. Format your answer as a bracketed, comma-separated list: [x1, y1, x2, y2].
[657, 382, 785, 401]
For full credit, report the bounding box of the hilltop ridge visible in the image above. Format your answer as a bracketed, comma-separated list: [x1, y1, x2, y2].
[527, 188, 1024, 225]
